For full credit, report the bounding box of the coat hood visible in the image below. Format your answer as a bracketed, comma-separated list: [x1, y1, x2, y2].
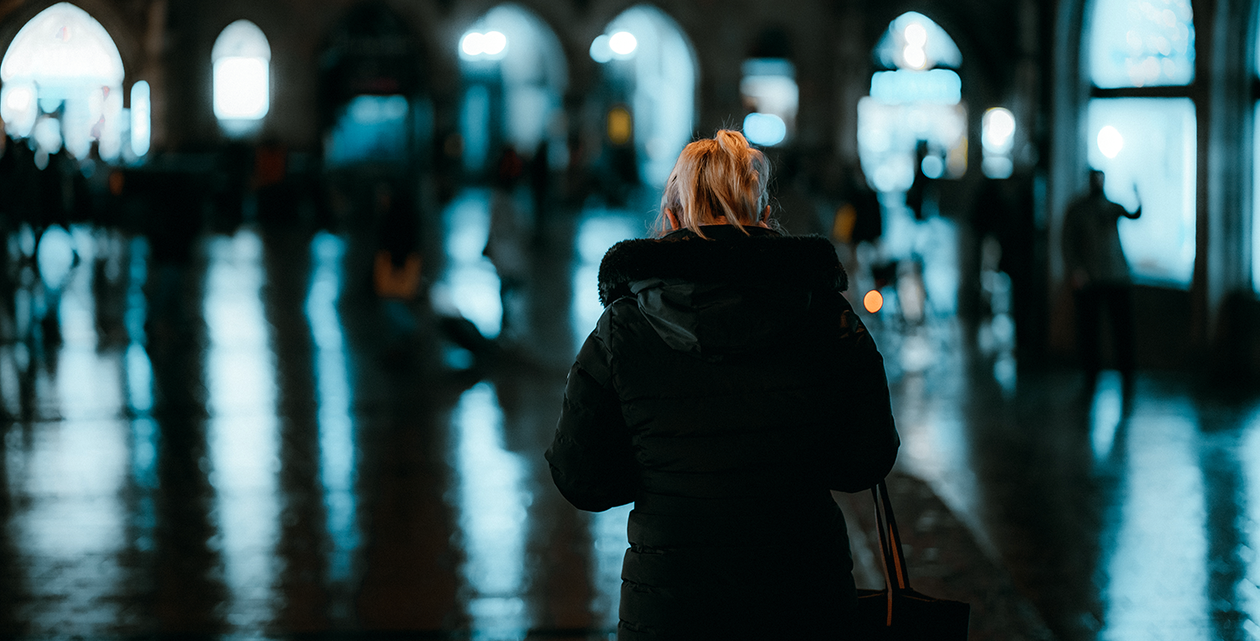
[597, 226, 847, 356]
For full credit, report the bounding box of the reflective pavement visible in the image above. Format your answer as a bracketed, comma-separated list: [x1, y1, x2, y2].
[0, 190, 1257, 640]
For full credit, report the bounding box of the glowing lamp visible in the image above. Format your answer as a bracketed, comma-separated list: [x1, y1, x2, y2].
[609, 31, 637, 57]
[982, 108, 1016, 152]
[903, 23, 928, 47]
[903, 45, 927, 70]
[864, 290, 884, 313]
[607, 106, 632, 145]
[460, 32, 485, 57]
[742, 112, 787, 147]
[482, 31, 507, 56]
[1097, 125, 1124, 159]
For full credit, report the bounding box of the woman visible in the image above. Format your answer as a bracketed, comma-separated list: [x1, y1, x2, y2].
[546, 130, 899, 640]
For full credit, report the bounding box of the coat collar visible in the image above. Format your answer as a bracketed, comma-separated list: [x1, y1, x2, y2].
[596, 226, 848, 307]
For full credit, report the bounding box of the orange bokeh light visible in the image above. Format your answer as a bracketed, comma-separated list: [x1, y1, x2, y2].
[863, 289, 884, 313]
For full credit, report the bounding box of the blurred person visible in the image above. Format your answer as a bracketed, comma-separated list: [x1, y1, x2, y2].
[546, 130, 900, 640]
[1062, 169, 1142, 391]
[485, 147, 531, 341]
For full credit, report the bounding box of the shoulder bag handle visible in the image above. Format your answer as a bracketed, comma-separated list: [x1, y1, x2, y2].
[872, 479, 911, 590]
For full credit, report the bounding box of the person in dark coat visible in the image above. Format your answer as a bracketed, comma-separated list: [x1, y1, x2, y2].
[546, 130, 900, 640]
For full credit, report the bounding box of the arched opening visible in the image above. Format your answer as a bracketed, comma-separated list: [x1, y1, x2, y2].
[1084, 0, 1196, 287]
[0, 2, 126, 162]
[458, 3, 567, 178]
[858, 12, 965, 196]
[319, 3, 427, 171]
[212, 19, 271, 136]
[591, 5, 697, 193]
[856, 12, 966, 318]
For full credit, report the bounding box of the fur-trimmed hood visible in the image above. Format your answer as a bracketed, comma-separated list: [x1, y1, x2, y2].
[596, 226, 848, 356]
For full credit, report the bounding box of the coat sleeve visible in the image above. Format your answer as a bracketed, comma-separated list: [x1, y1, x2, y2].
[824, 295, 901, 493]
[546, 317, 637, 512]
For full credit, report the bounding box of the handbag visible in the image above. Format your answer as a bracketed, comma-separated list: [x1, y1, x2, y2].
[855, 480, 971, 640]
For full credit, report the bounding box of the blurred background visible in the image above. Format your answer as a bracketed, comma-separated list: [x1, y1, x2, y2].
[0, 0, 1258, 639]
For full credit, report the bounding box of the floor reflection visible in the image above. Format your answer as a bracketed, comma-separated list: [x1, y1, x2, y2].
[449, 381, 532, 641]
[1100, 396, 1208, 640]
[306, 232, 362, 588]
[0, 204, 1257, 641]
[203, 230, 281, 630]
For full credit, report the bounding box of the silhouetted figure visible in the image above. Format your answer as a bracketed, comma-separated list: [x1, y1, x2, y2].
[1062, 169, 1142, 391]
[904, 141, 930, 221]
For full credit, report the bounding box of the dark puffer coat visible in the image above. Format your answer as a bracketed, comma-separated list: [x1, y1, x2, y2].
[546, 225, 899, 640]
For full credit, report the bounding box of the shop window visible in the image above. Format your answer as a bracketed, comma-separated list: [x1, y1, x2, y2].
[1086, 0, 1196, 287]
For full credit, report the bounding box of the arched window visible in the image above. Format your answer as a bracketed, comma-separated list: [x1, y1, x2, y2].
[858, 12, 966, 196]
[592, 5, 697, 186]
[1085, 0, 1196, 287]
[0, 2, 125, 160]
[212, 20, 270, 128]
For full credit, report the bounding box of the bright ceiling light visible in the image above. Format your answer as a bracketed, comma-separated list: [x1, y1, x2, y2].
[903, 45, 927, 70]
[904, 23, 928, 47]
[590, 34, 613, 63]
[461, 32, 485, 57]
[609, 31, 637, 56]
[1097, 125, 1124, 159]
[482, 31, 506, 56]
[982, 107, 1016, 152]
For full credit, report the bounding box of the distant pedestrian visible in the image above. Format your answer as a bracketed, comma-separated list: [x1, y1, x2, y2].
[1062, 169, 1142, 391]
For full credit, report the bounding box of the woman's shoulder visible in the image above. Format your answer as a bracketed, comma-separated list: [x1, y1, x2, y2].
[596, 230, 846, 306]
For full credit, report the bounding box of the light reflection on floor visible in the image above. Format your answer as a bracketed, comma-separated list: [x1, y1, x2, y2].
[436, 188, 503, 339]
[449, 381, 532, 641]
[203, 230, 282, 630]
[0, 210, 1256, 641]
[306, 233, 362, 589]
[1101, 398, 1208, 640]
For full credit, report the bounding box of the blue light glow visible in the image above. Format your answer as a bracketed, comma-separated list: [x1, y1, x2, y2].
[305, 233, 361, 585]
[1089, 0, 1194, 88]
[325, 95, 409, 166]
[869, 69, 961, 105]
[742, 112, 786, 147]
[1087, 98, 1196, 287]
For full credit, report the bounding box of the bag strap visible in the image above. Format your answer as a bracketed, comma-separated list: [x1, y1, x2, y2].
[871, 480, 911, 591]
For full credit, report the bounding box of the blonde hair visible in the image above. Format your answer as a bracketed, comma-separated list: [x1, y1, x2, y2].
[656, 129, 772, 237]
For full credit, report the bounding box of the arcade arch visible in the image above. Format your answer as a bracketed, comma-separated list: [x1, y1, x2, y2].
[0, 2, 126, 161]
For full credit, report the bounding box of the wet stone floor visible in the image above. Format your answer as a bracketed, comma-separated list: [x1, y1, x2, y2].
[0, 190, 1258, 640]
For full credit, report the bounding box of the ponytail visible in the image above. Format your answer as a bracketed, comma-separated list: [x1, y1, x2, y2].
[656, 129, 772, 237]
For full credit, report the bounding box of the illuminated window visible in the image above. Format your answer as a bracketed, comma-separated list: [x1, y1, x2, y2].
[859, 12, 967, 194]
[130, 81, 151, 158]
[0, 2, 124, 158]
[1087, 99, 1196, 285]
[982, 107, 1016, 179]
[1086, 0, 1196, 287]
[212, 20, 271, 124]
[1088, 0, 1194, 88]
